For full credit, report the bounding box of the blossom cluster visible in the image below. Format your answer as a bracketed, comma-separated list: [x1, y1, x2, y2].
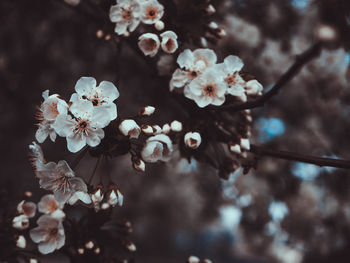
[109, 0, 164, 36]
[35, 77, 119, 153]
[170, 48, 263, 108]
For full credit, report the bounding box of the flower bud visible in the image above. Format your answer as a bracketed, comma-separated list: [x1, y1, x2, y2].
[12, 215, 29, 230]
[229, 143, 241, 154]
[139, 105, 156, 116]
[316, 24, 337, 42]
[155, 20, 165, 31]
[101, 202, 110, 210]
[126, 242, 137, 252]
[16, 235, 26, 248]
[205, 4, 216, 15]
[187, 256, 200, 263]
[141, 125, 154, 135]
[77, 247, 84, 254]
[170, 120, 182, 132]
[107, 188, 123, 207]
[91, 187, 104, 204]
[245, 80, 263, 96]
[85, 240, 94, 249]
[162, 123, 171, 134]
[208, 21, 218, 29]
[28, 258, 38, 263]
[133, 157, 146, 172]
[240, 138, 250, 151]
[119, 119, 141, 139]
[184, 132, 202, 149]
[160, 31, 178, 54]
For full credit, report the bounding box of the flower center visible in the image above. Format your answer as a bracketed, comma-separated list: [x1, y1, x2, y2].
[49, 227, 58, 237]
[165, 39, 174, 50]
[74, 119, 91, 135]
[225, 74, 237, 86]
[122, 8, 132, 20]
[188, 70, 198, 79]
[147, 7, 157, 18]
[203, 85, 216, 97]
[46, 200, 58, 212]
[145, 39, 157, 50]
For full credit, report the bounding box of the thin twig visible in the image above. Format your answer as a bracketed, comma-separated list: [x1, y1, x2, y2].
[214, 42, 323, 112]
[88, 156, 101, 185]
[250, 144, 350, 169]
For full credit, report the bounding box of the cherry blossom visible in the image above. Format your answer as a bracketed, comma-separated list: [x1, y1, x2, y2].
[30, 215, 65, 254]
[245, 79, 263, 96]
[160, 31, 178, 54]
[38, 194, 64, 215]
[70, 77, 119, 122]
[138, 33, 160, 57]
[184, 67, 227, 108]
[35, 159, 88, 204]
[35, 90, 68, 143]
[12, 215, 30, 230]
[217, 55, 247, 102]
[170, 48, 217, 91]
[53, 99, 110, 153]
[109, 0, 141, 35]
[141, 134, 173, 162]
[140, 0, 164, 24]
[17, 200, 37, 218]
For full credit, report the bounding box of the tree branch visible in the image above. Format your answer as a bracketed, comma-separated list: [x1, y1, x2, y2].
[250, 144, 350, 169]
[215, 41, 323, 112]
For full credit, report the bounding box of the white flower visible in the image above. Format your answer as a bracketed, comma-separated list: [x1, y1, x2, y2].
[184, 67, 227, 108]
[12, 215, 29, 230]
[138, 33, 160, 57]
[35, 90, 68, 143]
[184, 132, 202, 149]
[17, 200, 37, 218]
[29, 142, 46, 173]
[217, 55, 247, 102]
[170, 120, 182, 132]
[71, 77, 119, 122]
[36, 160, 88, 204]
[160, 31, 178, 54]
[141, 134, 173, 162]
[245, 79, 263, 96]
[107, 189, 123, 207]
[38, 194, 64, 215]
[140, 0, 164, 24]
[109, 0, 141, 35]
[16, 235, 26, 248]
[53, 99, 109, 153]
[170, 49, 217, 91]
[30, 215, 65, 255]
[119, 119, 141, 139]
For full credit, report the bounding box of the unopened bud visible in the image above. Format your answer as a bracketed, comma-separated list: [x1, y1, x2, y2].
[119, 119, 141, 139]
[85, 241, 94, 249]
[188, 256, 200, 263]
[126, 242, 137, 252]
[107, 187, 123, 207]
[141, 125, 154, 135]
[316, 24, 337, 42]
[16, 235, 26, 248]
[91, 187, 104, 204]
[152, 125, 162, 134]
[240, 138, 250, 151]
[162, 123, 171, 134]
[229, 143, 241, 154]
[133, 157, 145, 172]
[170, 120, 183, 132]
[155, 20, 165, 31]
[96, 30, 104, 39]
[139, 106, 155, 116]
[205, 4, 216, 15]
[77, 247, 84, 254]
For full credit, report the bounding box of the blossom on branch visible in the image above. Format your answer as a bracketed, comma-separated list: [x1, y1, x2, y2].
[109, 0, 141, 35]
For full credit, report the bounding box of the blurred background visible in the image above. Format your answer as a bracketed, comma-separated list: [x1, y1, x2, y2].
[1, 0, 350, 262]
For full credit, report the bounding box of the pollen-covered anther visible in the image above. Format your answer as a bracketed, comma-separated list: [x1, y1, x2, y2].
[119, 119, 141, 139]
[184, 132, 202, 149]
[139, 105, 156, 116]
[170, 120, 183, 132]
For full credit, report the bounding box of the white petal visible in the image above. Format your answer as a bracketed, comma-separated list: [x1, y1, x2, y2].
[66, 133, 87, 153]
[177, 49, 195, 69]
[75, 77, 96, 97]
[85, 128, 104, 147]
[98, 81, 119, 102]
[223, 55, 244, 73]
[38, 240, 57, 254]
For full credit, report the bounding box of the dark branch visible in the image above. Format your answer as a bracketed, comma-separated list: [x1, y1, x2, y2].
[214, 41, 323, 112]
[250, 144, 350, 169]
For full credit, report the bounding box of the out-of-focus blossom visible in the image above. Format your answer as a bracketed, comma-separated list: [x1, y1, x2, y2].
[71, 77, 119, 122]
[30, 215, 65, 254]
[184, 67, 226, 108]
[17, 200, 37, 218]
[170, 48, 217, 91]
[53, 99, 109, 153]
[38, 194, 64, 215]
[64, 0, 80, 6]
[12, 215, 29, 230]
[35, 158, 88, 204]
[184, 132, 202, 149]
[240, 138, 250, 151]
[119, 119, 141, 139]
[109, 0, 141, 35]
[16, 235, 26, 248]
[138, 33, 160, 57]
[160, 31, 178, 54]
[139, 105, 156, 116]
[140, 0, 164, 24]
[141, 134, 173, 162]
